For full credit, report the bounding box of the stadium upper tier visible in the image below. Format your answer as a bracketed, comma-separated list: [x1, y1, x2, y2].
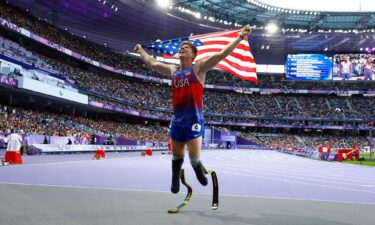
[2, 33, 375, 127]
[1, 1, 375, 129]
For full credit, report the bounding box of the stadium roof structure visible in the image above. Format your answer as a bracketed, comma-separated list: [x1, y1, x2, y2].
[174, 0, 375, 30]
[5, 0, 375, 55]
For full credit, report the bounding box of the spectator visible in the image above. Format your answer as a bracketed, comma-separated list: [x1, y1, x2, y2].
[105, 135, 114, 145]
[90, 135, 96, 145]
[43, 136, 48, 144]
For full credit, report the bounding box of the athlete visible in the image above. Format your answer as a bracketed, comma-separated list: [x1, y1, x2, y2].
[134, 25, 251, 193]
[362, 57, 373, 81]
[340, 55, 352, 80]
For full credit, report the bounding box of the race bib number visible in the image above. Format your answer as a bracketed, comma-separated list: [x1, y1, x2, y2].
[192, 123, 201, 132]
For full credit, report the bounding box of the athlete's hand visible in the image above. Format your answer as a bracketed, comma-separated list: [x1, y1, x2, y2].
[240, 25, 251, 37]
[134, 44, 143, 54]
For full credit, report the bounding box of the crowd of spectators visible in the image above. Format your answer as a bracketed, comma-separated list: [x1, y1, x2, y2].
[4, 32, 375, 122]
[4, 32, 375, 123]
[0, 104, 169, 142]
[1, 100, 369, 148]
[256, 135, 301, 148]
[2, 1, 375, 150]
[236, 132, 301, 148]
[235, 131, 370, 149]
[3, 1, 375, 151]
[3, 32, 375, 122]
[9, 33, 374, 122]
[301, 134, 369, 149]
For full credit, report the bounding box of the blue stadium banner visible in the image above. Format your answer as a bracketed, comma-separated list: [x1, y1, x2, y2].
[286, 54, 333, 80]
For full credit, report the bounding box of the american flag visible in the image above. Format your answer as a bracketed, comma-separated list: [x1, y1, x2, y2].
[142, 29, 257, 83]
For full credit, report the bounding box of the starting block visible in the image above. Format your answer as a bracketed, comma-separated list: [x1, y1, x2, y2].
[141, 149, 153, 157]
[4, 151, 22, 164]
[93, 149, 106, 160]
[145, 149, 153, 156]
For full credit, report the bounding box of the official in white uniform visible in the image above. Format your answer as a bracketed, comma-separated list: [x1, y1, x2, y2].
[6, 129, 23, 152]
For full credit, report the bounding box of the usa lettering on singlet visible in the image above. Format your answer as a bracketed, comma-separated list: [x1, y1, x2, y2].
[171, 66, 204, 125]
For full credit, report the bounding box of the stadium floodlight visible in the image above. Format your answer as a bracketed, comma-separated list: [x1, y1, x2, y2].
[156, 0, 171, 9]
[266, 23, 278, 33]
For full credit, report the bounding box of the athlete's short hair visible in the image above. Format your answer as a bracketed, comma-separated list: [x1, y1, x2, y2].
[180, 41, 198, 60]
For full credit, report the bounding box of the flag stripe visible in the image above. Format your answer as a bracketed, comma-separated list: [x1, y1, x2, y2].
[190, 29, 241, 39]
[197, 42, 251, 52]
[197, 47, 253, 59]
[196, 56, 257, 74]
[195, 53, 256, 68]
[196, 49, 256, 63]
[220, 58, 256, 73]
[216, 60, 257, 75]
[215, 64, 257, 81]
[197, 36, 248, 44]
[197, 37, 237, 43]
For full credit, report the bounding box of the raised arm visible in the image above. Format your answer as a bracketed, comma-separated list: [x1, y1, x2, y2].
[134, 44, 175, 77]
[196, 25, 251, 75]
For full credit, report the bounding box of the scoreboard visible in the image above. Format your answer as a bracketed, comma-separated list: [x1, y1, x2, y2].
[286, 54, 333, 80]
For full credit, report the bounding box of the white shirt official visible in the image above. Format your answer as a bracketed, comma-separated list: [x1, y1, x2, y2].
[6, 133, 23, 152]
